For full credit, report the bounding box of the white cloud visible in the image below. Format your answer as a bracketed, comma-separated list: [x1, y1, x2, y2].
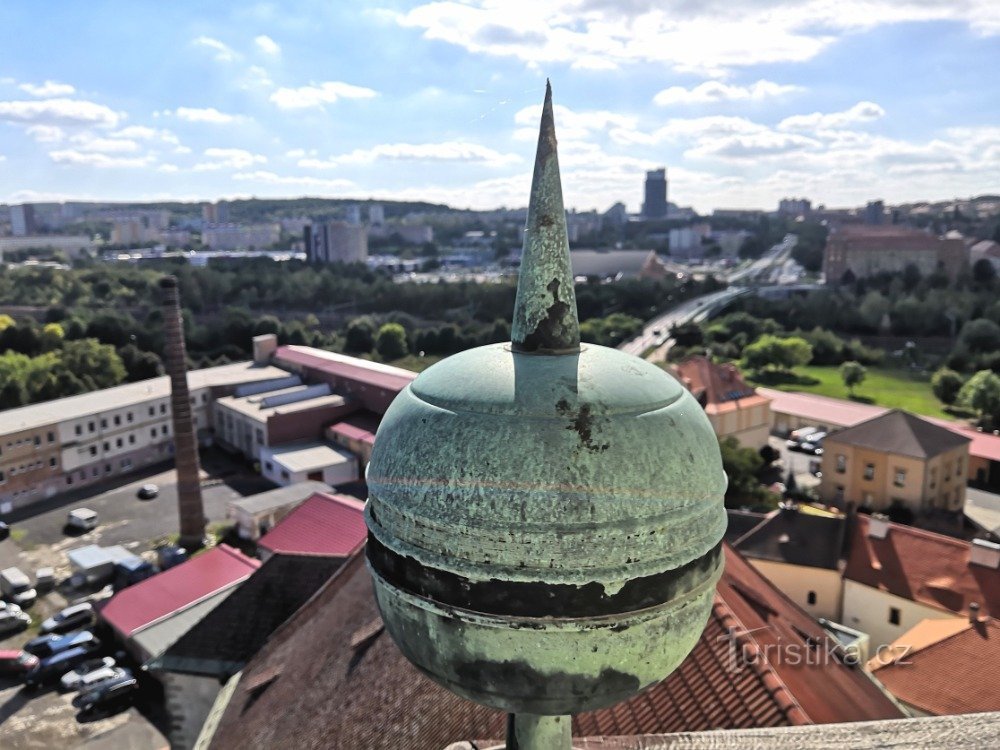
[26, 124, 65, 143]
[513, 103, 637, 141]
[269, 81, 377, 109]
[48, 149, 153, 168]
[285, 148, 306, 159]
[396, 1, 1000, 75]
[70, 135, 140, 153]
[315, 141, 521, 168]
[194, 36, 237, 62]
[19, 80, 76, 98]
[779, 101, 886, 131]
[255, 35, 280, 55]
[0, 98, 121, 127]
[157, 164, 180, 173]
[653, 80, 803, 106]
[112, 125, 181, 145]
[194, 147, 267, 170]
[232, 170, 356, 191]
[173, 106, 241, 124]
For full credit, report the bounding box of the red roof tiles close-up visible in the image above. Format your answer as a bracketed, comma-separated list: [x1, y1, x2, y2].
[100, 545, 260, 637]
[257, 492, 367, 557]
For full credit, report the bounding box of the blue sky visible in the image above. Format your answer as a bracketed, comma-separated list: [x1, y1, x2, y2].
[1, 1, 998, 213]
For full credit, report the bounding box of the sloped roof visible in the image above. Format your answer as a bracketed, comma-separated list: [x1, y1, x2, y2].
[328, 411, 380, 446]
[825, 410, 969, 459]
[725, 510, 767, 543]
[871, 618, 1000, 715]
[100, 545, 260, 638]
[151, 554, 345, 678]
[733, 506, 846, 570]
[274, 345, 416, 394]
[673, 356, 768, 414]
[207, 546, 900, 750]
[844, 515, 1000, 618]
[227, 481, 330, 517]
[257, 492, 367, 557]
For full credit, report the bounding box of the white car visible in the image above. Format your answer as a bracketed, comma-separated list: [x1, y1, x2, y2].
[59, 656, 116, 691]
[0, 601, 22, 615]
[66, 508, 98, 532]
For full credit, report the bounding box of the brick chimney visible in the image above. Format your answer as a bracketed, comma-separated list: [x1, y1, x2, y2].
[969, 601, 981, 625]
[160, 275, 206, 550]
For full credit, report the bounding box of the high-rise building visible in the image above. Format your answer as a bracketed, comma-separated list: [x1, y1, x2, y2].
[202, 201, 230, 224]
[10, 204, 36, 236]
[368, 204, 385, 226]
[778, 197, 812, 217]
[642, 168, 668, 219]
[345, 205, 361, 225]
[864, 200, 885, 225]
[305, 222, 368, 264]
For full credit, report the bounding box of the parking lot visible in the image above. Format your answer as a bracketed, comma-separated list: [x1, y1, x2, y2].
[768, 435, 823, 493]
[0, 448, 271, 748]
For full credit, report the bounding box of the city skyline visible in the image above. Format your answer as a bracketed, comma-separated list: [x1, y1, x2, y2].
[1, 1, 998, 213]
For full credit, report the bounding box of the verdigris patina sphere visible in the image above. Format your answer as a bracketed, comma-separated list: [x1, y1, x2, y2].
[366, 345, 726, 714]
[365, 83, 726, 719]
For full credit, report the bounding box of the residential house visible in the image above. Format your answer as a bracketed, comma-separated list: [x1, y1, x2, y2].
[731, 504, 847, 621]
[819, 410, 970, 515]
[673, 357, 772, 448]
[226, 481, 330, 541]
[841, 514, 1000, 650]
[870, 616, 1000, 716]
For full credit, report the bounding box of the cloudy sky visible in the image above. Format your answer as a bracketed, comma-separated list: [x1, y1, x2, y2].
[1, 1, 998, 213]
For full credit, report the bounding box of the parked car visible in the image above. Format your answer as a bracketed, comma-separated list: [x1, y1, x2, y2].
[73, 674, 139, 715]
[35, 567, 56, 593]
[1, 567, 37, 607]
[56, 656, 116, 691]
[62, 664, 128, 693]
[66, 508, 98, 532]
[0, 649, 39, 676]
[0, 521, 9, 541]
[40, 603, 95, 635]
[137, 484, 159, 500]
[24, 645, 103, 689]
[24, 630, 100, 658]
[0, 608, 31, 636]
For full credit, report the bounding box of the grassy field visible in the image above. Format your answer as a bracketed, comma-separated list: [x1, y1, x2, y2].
[749, 365, 956, 420]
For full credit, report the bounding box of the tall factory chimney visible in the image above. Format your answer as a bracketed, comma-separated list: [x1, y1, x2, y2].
[160, 275, 206, 550]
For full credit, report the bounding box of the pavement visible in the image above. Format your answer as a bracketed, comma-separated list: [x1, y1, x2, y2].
[965, 487, 1000, 538]
[768, 435, 823, 493]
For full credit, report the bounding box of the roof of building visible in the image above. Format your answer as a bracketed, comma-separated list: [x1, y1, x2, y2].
[732, 505, 846, 570]
[215, 386, 347, 422]
[927, 418, 1000, 462]
[965, 487, 1000, 537]
[227, 481, 330, 517]
[261, 442, 356, 474]
[67, 544, 135, 569]
[207, 546, 900, 750]
[844, 515, 1000, 619]
[131, 588, 234, 661]
[569, 249, 662, 278]
[724, 509, 767, 543]
[327, 411, 380, 446]
[151, 554, 345, 678]
[0, 361, 290, 434]
[100, 544, 260, 638]
[257, 493, 367, 557]
[824, 410, 969, 459]
[673, 356, 770, 415]
[757, 387, 888, 428]
[274, 345, 416, 394]
[871, 617, 1000, 715]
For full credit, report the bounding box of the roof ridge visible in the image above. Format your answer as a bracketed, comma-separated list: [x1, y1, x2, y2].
[862, 515, 971, 551]
[904, 618, 996, 661]
[711, 599, 812, 726]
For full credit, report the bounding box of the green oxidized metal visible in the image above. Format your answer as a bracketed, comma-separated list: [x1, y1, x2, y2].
[365, 82, 726, 717]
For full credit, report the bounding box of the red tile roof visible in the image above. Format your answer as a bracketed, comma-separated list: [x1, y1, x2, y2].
[328, 412, 379, 446]
[208, 546, 900, 750]
[871, 618, 1000, 715]
[844, 515, 1000, 619]
[274, 345, 415, 394]
[673, 357, 770, 416]
[101, 545, 260, 637]
[257, 492, 367, 557]
[927, 417, 1000, 463]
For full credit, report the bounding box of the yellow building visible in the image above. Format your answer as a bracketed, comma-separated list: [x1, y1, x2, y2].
[672, 357, 772, 449]
[819, 410, 970, 515]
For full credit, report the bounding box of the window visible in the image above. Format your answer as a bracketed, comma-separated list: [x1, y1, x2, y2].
[103, 442, 110, 451]
[47, 431, 55, 443]
[255, 428, 264, 443]
[75, 425, 82, 436]
[89, 446, 97, 457]
[163, 425, 169, 436]
[91, 467, 99, 477]
[281, 470, 290, 481]
[201, 393, 208, 403]
[105, 464, 112, 474]
[265, 461, 273, 472]
[930, 467, 937, 489]
[807, 591, 817, 605]
[160, 404, 167, 414]
[114, 415, 121, 426]
[151, 428, 158, 438]
[101, 419, 107, 429]
[116, 438, 123, 448]
[956, 457, 963, 475]
[894, 468, 906, 487]
[129, 435, 135, 445]
[148, 406, 155, 417]
[836, 454, 846, 473]
[120, 459, 132, 470]
[835, 485, 845, 502]
[889, 607, 901, 626]
[66, 476, 73, 486]
[33, 435, 40, 447]
[127, 412, 133, 423]
[49, 457, 56, 468]
[864, 463, 875, 481]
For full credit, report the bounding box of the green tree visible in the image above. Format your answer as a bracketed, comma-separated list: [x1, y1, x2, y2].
[719, 437, 772, 509]
[376, 323, 409, 361]
[58, 339, 127, 390]
[931, 367, 965, 405]
[743, 334, 812, 372]
[0, 314, 14, 332]
[839, 360, 866, 395]
[41, 322, 65, 350]
[958, 370, 1000, 424]
[0, 379, 27, 409]
[344, 316, 377, 353]
[959, 318, 1000, 354]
